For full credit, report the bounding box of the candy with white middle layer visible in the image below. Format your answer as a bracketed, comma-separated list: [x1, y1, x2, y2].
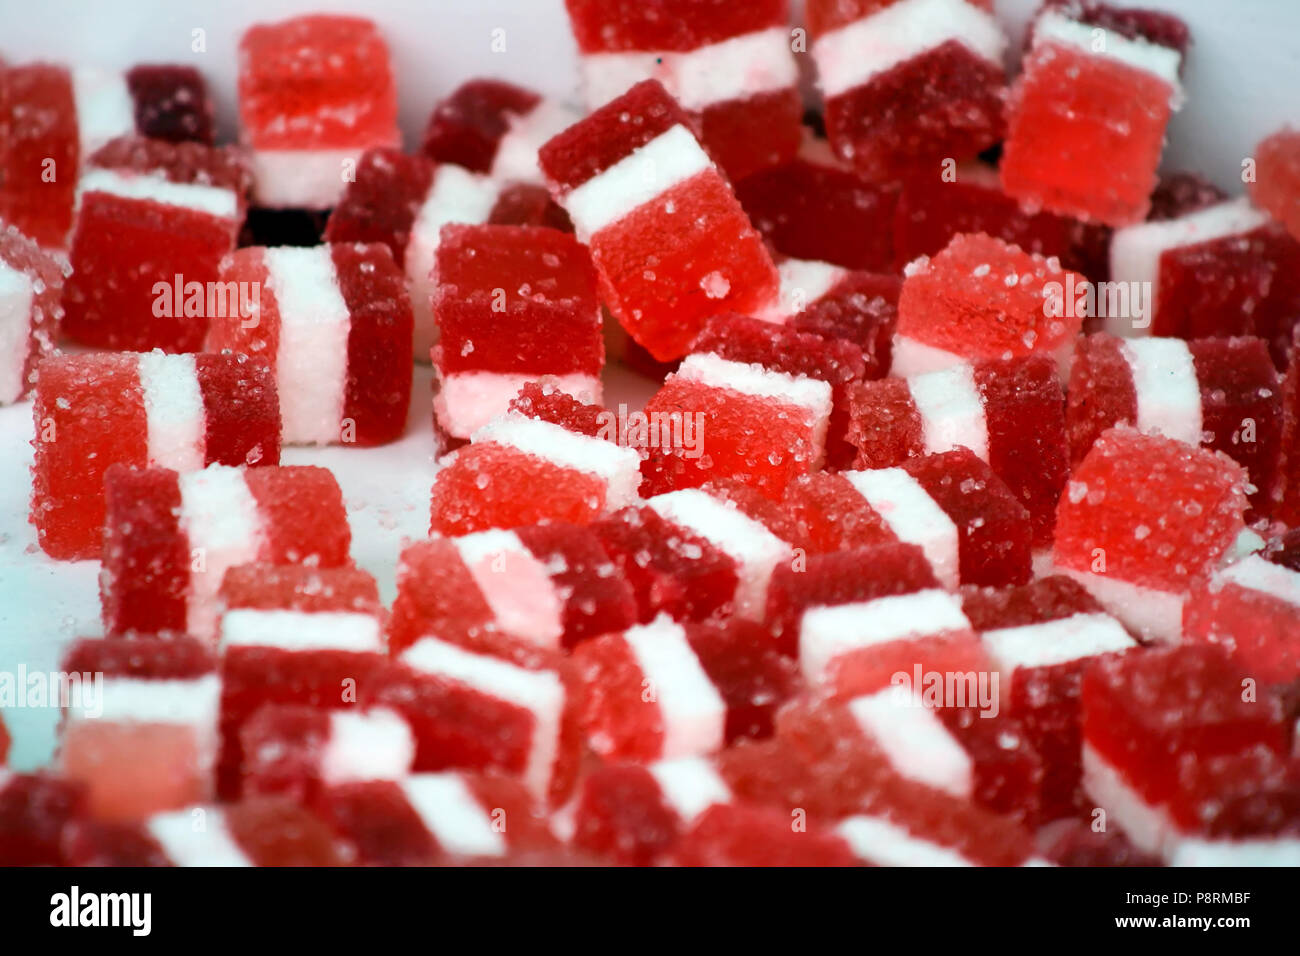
[0, 223, 63, 405]
[538, 79, 778, 361]
[208, 242, 414, 446]
[1183, 554, 1300, 684]
[32, 351, 280, 561]
[237, 15, 399, 208]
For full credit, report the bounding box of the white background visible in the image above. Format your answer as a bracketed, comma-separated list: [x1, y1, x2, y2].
[0, 0, 1297, 767]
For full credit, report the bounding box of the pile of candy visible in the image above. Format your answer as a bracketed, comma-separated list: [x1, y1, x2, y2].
[2, 1, 1300, 867]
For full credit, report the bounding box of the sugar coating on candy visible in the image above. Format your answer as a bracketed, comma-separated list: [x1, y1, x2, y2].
[31, 352, 280, 560]
[800, 587, 976, 691]
[61, 140, 247, 352]
[642, 352, 833, 499]
[1107, 197, 1271, 334]
[1183, 555, 1300, 684]
[1000, 5, 1185, 225]
[847, 689, 974, 798]
[0, 64, 80, 247]
[1081, 645, 1288, 855]
[1054, 428, 1248, 598]
[646, 488, 792, 621]
[433, 224, 603, 438]
[0, 223, 64, 404]
[564, 1, 799, 181]
[895, 234, 1084, 376]
[396, 636, 568, 802]
[809, 0, 1007, 179]
[238, 15, 399, 207]
[671, 803, 858, 867]
[736, 159, 899, 273]
[539, 80, 778, 361]
[844, 468, 960, 589]
[1251, 128, 1300, 242]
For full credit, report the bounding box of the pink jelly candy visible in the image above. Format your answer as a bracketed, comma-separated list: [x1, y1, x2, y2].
[782, 448, 1033, 589]
[964, 575, 1136, 820]
[32, 351, 281, 561]
[1052, 426, 1248, 641]
[217, 564, 388, 800]
[59, 634, 220, 821]
[1067, 334, 1283, 514]
[1183, 555, 1300, 685]
[322, 148, 570, 359]
[421, 78, 579, 185]
[672, 803, 858, 867]
[387, 523, 636, 655]
[240, 704, 414, 809]
[1001, 2, 1189, 225]
[102, 465, 349, 639]
[429, 411, 642, 535]
[1081, 644, 1289, 860]
[848, 355, 1069, 546]
[538, 80, 778, 361]
[1251, 127, 1300, 242]
[0, 773, 87, 865]
[563, 0, 802, 182]
[321, 772, 557, 865]
[894, 233, 1087, 377]
[61, 137, 250, 353]
[1108, 197, 1300, 356]
[807, 0, 1007, 180]
[433, 224, 603, 438]
[376, 631, 581, 807]
[238, 15, 399, 208]
[0, 222, 64, 404]
[208, 242, 414, 446]
[735, 158, 898, 273]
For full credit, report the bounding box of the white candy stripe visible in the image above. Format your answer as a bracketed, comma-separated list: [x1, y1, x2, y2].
[755, 258, 848, 322]
[436, 371, 602, 440]
[453, 529, 564, 648]
[1219, 555, 1300, 607]
[77, 168, 238, 220]
[909, 364, 989, 461]
[1080, 743, 1176, 856]
[579, 27, 798, 113]
[137, 352, 206, 472]
[562, 124, 713, 239]
[321, 708, 415, 784]
[65, 674, 220, 726]
[1108, 199, 1269, 334]
[147, 808, 253, 867]
[837, 814, 975, 866]
[1118, 338, 1202, 445]
[400, 637, 565, 801]
[814, 0, 1006, 99]
[800, 589, 971, 686]
[676, 352, 833, 417]
[0, 259, 34, 404]
[408, 165, 506, 361]
[648, 756, 732, 823]
[623, 617, 726, 758]
[178, 466, 266, 640]
[981, 612, 1135, 673]
[646, 489, 791, 621]
[71, 68, 135, 158]
[401, 773, 508, 857]
[844, 467, 960, 589]
[1054, 566, 1185, 644]
[889, 336, 968, 378]
[849, 689, 973, 798]
[221, 610, 382, 653]
[491, 99, 581, 186]
[472, 414, 643, 511]
[265, 246, 350, 446]
[249, 148, 364, 209]
[1033, 10, 1182, 94]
